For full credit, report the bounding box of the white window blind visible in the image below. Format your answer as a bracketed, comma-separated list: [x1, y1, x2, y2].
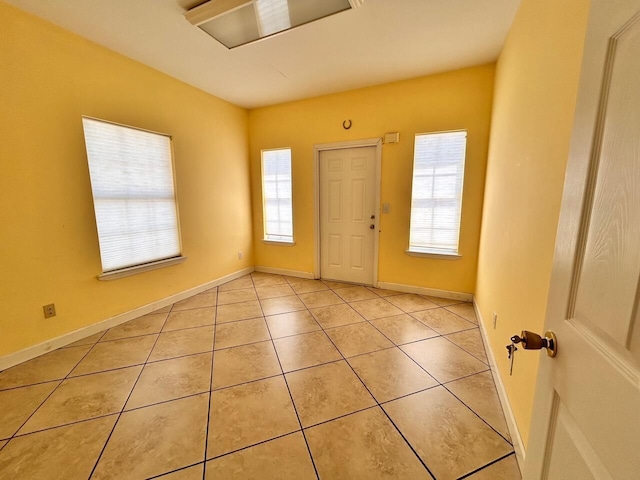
[82, 117, 181, 272]
[262, 148, 293, 243]
[409, 130, 467, 255]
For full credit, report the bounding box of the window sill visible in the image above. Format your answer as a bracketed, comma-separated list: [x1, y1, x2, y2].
[98, 256, 187, 281]
[262, 239, 296, 246]
[405, 250, 461, 260]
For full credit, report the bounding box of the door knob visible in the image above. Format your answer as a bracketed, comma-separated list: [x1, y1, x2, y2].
[370, 224, 375, 229]
[370, 214, 375, 220]
[511, 330, 557, 357]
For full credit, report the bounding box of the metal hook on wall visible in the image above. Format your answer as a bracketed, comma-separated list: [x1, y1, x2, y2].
[342, 119, 352, 130]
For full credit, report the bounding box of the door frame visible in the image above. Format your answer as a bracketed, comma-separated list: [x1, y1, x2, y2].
[313, 138, 382, 286]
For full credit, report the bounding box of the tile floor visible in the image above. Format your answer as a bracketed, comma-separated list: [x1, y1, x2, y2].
[0, 272, 521, 479]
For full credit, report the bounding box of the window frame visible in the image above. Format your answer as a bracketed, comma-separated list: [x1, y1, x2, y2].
[82, 116, 186, 280]
[261, 147, 295, 245]
[406, 129, 467, 259]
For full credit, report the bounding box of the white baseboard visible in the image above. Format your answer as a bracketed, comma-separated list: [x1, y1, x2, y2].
[254, 266, 314, 279]
[473, 298, 526, 468]
[377, 282, 472, 302]
[0, 267, 254, 371]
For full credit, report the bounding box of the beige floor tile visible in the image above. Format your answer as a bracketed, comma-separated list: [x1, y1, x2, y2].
[101, 313, 166, 342]
[348, 348, 437, 403]
[216, 300, 263, 323]
[446, 329, 488, 363]
[0, 346, 91, 390]
[467, 454, 521, 480]
[162, 307, 216, 332]
[218, 276, 254, 292]
[0, 440, 6, 449]
[333, 285, 379, 302]
[255, 284, 295, 299]
[383, 387, 513, 480]
[350, 297, 404, 320]
[217, 288, 258, 305]
[298, 290, 345, 309]
[65, 331, 105, 348]
[306, 407, 432, 480]
[273, 331, 342, 372]
[370, 314, 439, 345]
[0, 381, 59, 439]
[126, 353, 212, 410]
[260, 295, 306, 316]
[424, 296, 464, 307]
[149, 326, 213, 362]
[445, 302, 478, 324]
[93, 394, 208, 479]
[205, 432, 316, 480]
[70, 336, 156, 377]
[19, 366, 141, 435]
[265, 310, 321, 338]
[214, 318, 270, 350]
[386, 294, 439, 313]
[446, 371, 511, 441]
[156, 464, 204, 480]
[411, 307, 477, 334]
[0, 416, 117, 480]
[321, 279, 352, 289]
[309, 303, 366, 328]
[212, 341, 281, 389]
[251, 272, 287, 287]
[172, 289, 217, 311]
[207, 376, 299, 458]
[366, 286, 403, 297]
[287, 278, 328, 294]
[286, 361, 375, 427]
[401, 337, 488, 383]
[325, 322, 393, 357]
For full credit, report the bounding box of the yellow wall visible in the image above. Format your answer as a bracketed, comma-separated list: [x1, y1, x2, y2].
[0, 2, 253, 357]
[475, 0, 590, 446]
[249, 65, 495, 293]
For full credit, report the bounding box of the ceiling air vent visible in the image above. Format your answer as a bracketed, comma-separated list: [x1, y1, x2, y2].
[185, 0, 365, 49]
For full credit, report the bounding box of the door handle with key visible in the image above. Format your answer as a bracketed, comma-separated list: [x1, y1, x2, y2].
[510, 330, 557, 357]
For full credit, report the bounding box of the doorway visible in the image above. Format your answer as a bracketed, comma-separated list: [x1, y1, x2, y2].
[314, 139, 381, 286]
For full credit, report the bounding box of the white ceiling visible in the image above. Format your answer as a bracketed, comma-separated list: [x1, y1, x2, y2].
[7, 0, 521, 109]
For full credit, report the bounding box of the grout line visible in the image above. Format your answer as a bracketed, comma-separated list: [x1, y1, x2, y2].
[147, 461, 204, 479]
[202, 288, 219, 480]
[457, 451, 517, 479]
[315, 306, 438, 479]
[255, 277, 321, 480]
[4, 335, 104, 443]
[440, 332, 490, 366]
[87, 303, 174, 479]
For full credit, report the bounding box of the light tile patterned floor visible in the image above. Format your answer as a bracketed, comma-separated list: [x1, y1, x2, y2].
[0, 273, 521, 479]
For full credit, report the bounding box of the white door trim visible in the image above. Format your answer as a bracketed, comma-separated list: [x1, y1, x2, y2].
[313, 138, 382, 286]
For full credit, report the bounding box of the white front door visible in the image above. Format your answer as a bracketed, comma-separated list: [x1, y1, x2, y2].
[525, 1, 640, 479]
[319, 146, 378, 285]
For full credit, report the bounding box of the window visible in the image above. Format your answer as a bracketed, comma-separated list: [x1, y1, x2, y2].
[408, 130, 467, 256]
[82, 117, 182, 275]
[261, 148, 293, 243]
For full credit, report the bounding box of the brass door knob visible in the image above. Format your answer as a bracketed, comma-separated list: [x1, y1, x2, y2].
[510, 330, 557, 357]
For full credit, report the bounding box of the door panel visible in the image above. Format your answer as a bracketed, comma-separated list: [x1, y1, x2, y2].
[320, 146, 377, 285]
[525, 2, 640, 479]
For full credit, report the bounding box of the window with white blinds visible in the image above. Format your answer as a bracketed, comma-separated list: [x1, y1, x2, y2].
[261, 148, 293, 243]
[409, 130, 467, 255]
[82, 117, 181, 273]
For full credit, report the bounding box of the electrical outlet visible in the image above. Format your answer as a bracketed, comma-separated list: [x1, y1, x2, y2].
[493, 312, 498, 329]
[43, 303, 56, 319]
[237, 251, 244, 260]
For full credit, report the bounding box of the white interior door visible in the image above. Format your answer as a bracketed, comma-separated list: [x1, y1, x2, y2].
[319, 146, 377, 285]
[525, 1, 640, 479]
